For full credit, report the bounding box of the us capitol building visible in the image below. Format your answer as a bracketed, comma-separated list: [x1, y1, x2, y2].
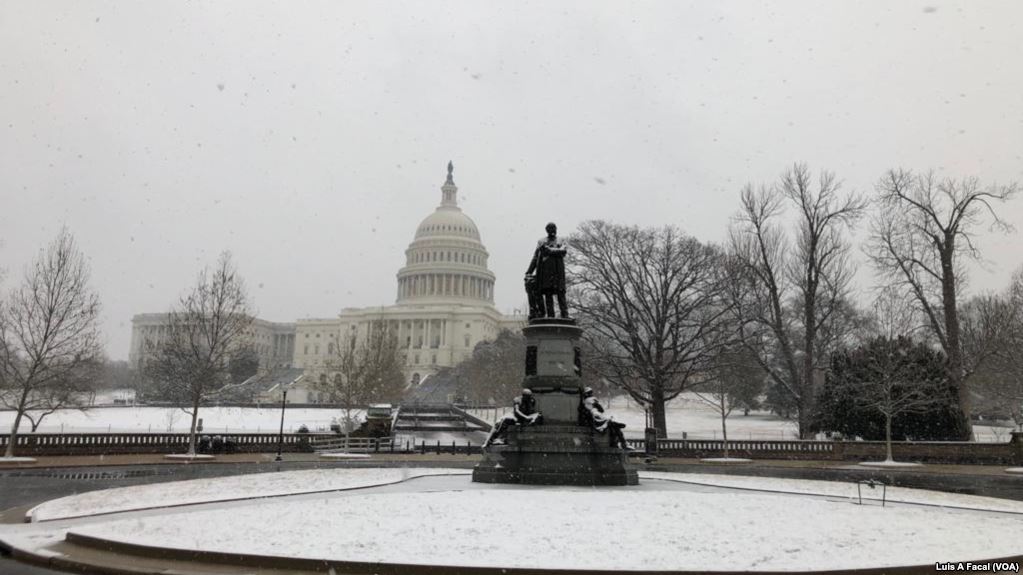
[129, 164, 524, 397]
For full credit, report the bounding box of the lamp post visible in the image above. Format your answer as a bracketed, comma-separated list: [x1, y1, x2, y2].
[275, 386, 288, 462]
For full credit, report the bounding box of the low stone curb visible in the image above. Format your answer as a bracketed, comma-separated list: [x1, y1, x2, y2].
[25, 470, 472, 523]
[54, 531, 1023, 575]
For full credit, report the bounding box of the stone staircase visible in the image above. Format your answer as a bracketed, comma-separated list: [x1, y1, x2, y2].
[393, 404, 490, 433]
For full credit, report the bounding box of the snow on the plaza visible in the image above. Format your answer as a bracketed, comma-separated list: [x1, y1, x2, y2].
[68, 486, 1023, 571]
[0, 406, 364, 434]
[858, 460, 924, 468]
[28, 468, 469, 521]
[644, 472, 1023, 514]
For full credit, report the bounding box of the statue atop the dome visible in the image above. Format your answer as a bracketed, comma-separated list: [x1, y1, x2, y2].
[525, 222, 569, 320]
[446, 161, 454, 185]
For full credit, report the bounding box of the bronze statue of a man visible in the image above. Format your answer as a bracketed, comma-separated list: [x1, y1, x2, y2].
[525, 222, 569, 319]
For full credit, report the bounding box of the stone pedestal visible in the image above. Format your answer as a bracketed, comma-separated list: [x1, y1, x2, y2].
[473, 425, 638, 485]
[472, 318, 638, 486]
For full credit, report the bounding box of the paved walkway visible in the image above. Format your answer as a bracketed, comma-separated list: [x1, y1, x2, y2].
[2, 452, 1021, 476]
[3, 468, 1022, 575]
[0, 451, 482, 468]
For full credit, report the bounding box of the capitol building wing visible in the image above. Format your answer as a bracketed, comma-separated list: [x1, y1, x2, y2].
[130, 164, 524, 392]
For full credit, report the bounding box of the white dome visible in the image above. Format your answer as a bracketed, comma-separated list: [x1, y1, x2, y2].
[414, 207, 481, 241]
[394, 164, 496, 306]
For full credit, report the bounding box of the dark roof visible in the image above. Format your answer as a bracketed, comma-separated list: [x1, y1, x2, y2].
[403, 368, 459, 405]
[244, 367, 306, 394]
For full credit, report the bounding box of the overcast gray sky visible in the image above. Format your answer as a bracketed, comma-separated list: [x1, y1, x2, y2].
[2, 1, 1022, 361]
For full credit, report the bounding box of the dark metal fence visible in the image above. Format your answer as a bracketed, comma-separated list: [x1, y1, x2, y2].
[2, 430, 1020, 463]
[626, 432, 1023, 465]
[0, 432, 316, 456]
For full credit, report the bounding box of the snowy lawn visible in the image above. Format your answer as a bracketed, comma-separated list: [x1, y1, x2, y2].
[28, 467, 469, 521]
[469, 393, 801, 440]
[69, 487, 1023, 571]
[643, 472, 1023, 514]
[0, 406, 363, 434]
[0, 400, 1011, 441]
[470, 393, 1014, 441]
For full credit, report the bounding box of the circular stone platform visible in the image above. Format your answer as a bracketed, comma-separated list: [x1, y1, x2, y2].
[40, 472, 1023, 573]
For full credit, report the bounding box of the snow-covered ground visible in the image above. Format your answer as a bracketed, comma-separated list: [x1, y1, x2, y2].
[65, 480, 1023, 571]
[0, 394, 1013, 441]
[643, 472, 1023, 514]
[8, 468, 1023, 571]
[29, 468, 469, 521]
[0, 406, 364, 434]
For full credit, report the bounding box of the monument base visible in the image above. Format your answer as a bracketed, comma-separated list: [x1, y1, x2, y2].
[472, 425, 639, 486]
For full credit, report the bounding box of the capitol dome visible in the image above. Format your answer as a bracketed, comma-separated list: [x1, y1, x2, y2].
[395, 163, 496, 306]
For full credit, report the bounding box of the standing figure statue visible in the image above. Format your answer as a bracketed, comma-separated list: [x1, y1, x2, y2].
[525, 222, 569, 319]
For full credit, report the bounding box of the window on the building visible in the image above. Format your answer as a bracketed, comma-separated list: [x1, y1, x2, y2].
[304, 345, 309, 355]
[464, 334, 470, 347]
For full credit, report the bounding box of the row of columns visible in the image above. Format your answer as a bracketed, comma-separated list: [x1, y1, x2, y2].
[411, 250, 484, 267]
[398, 274, 493, 301]
[394, 318, 448, 350]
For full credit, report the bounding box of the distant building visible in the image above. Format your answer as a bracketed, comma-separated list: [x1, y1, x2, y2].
[130, 164, 524, 388]
[128, 313, 295, 371]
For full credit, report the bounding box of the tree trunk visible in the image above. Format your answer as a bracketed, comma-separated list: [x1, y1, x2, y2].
[187, 396, 201, 456]
[800, 295, 817, 440]
[4, 410, 24, 458]
[940, 242, 973, 441]
[651, 385, 667, 438]
[885, 413, 894, 462]
[721, 404, 730, 459]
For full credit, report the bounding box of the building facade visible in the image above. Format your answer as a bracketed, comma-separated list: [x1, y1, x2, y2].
[128, 313, 295, 371]
[130, 164, 524, 392]
[291, 163, 524, 385]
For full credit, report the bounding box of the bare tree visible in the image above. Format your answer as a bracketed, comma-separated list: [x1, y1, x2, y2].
[691, 346, 765, 458]
[453, 329, 525, 405]
[968, 268, 1023, 430]
[868, 170, 1019, 439]
[569, 221, 734, 438]
[144, 252, 253, 457]
[324, 332, 366, 432]
[321, 318, 405, 431]
[0, 229, 103, 457]
[867, 285, 925, 341]
[831, 337, 949, 462]
[728, 164, 866, 438]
